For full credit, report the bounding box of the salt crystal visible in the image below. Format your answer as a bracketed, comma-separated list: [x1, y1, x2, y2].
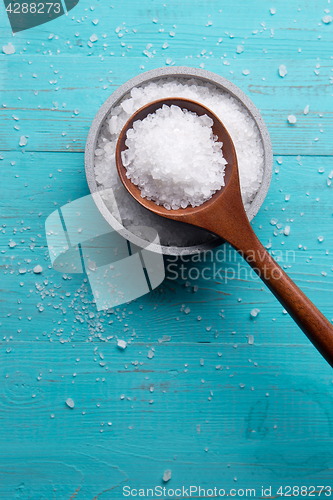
[184, 307, 191, 314]
[92, 19, 99, 25]
[117, 339, 127, 349]
[279, 64, 287, 77]
[147, 349, 154, 359]
[162, 42, 169, 49]
[66, 398, 75, 408]
[304, 104, 309, 115]
[19, 136, 27, 147]
[248, 335, 254, 344]
[322, 15, 332, 23]
[165, 57, 172, 65]
[90, 34, 98, 42]
[3, 42, 15, 55]
[318, 236, 324, 242]
[270, 7, 276, 14]
[236, 45, 244, 54]
[107, 116, 118, 135]
[285, 194, 290, 201]
[243, 69, 250, 75]
[19, 268, 27, 274]
[33, 265, 43, 273]
[239, 383, 245, 388]
[284, 225, 290, 236]
[250, 308, 260, 318]
[287, 115, 297, 124]
[163, 469, 171, 482]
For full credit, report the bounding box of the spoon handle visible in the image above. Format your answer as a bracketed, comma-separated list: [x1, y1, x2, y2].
[231, 226, 333, 367]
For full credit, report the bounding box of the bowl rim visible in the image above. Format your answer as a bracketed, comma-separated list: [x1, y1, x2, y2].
[85, 66, 273, 256]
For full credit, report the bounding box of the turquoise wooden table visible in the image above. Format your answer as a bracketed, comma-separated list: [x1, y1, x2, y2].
[1, 0, 333, 499]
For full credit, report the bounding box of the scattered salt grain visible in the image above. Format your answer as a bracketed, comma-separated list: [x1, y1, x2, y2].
[147, 349, 154, 359]
[122, 105, 227, 210]
[250, 308, 260, 318]
[117, 339, 127, 349]
[248, 335, 254, 344]
[66, 398, 75, 408]
[33, 265, 43, 273]
[242, 69, 250, 75]
[287, 115, 297, 124]
[19, 136, 27, 147]
[284, 225, 290, 236]
[90, 34, 98, 42]
[236, 45, 244, 54]
[92, 19, 99, 25]
[318, 236, 324, 242]
[322, 15, 332, 24]
[3, 42, 15, 55]
[278, 64, 287, 77]
[304, 104, 309, 115]
[163, 469, 172, 482]
[270, 7, 276, 14]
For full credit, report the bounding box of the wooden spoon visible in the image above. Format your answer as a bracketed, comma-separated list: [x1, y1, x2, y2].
[116, 97, 333, 367]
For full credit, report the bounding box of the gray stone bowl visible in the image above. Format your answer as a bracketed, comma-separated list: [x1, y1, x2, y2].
[85, 66, 273, 256]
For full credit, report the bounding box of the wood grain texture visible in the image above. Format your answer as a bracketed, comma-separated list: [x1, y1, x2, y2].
[1, 0, 333, 498]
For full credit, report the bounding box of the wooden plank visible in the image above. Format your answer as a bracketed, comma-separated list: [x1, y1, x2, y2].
[1, 341, 333, 499]
[1, 56, 333, 155]
[0, 153, 332, 348]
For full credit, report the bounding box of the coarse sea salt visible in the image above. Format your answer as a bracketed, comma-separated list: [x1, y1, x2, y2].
[287, 115, 297, 124]
[3, 42, 15, 55]
[278, 64, 287, 77]
[122, 105, 227, 210]
[94, 78, 265, 247]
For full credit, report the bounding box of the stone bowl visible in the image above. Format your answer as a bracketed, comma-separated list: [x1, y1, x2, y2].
[85, 66, 273, 256]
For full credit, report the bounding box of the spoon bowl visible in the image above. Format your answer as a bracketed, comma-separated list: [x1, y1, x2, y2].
[116, 97, 237, 220]
[116, 97, 333, 368]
